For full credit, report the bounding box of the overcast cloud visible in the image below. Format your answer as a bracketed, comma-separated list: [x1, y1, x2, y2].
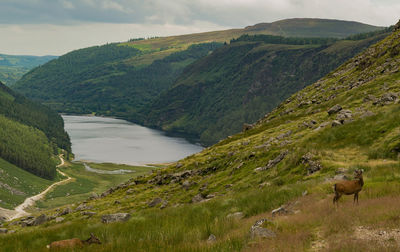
[0, 0, 399, 55]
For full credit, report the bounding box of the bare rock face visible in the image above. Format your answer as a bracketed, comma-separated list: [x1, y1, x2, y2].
[250, 219, 276, 238]
[101, 213, 131, 224]
[328, 105, 342, 115]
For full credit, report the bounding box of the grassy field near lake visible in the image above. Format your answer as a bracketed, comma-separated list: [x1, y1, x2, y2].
[35, 161, 156, 210]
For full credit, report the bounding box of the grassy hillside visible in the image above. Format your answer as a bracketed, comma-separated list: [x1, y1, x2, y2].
[11, 19, 383, 130]
[0, 20, 399, 252]
[0, 54, 56, 85]
[142, 32, 389, 145]
[0, 158, 53, 209]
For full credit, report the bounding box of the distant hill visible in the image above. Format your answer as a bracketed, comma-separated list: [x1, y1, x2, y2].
[244, 18, 383, 38]
[11, 18, 385, 144]
[140, 32, 389, 144]
[0, 54, 57, 85]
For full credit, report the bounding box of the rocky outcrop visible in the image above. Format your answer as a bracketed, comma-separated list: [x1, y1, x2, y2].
[148, 198, 163, 207]
[0, 228, 8, 234]
[301, 153, 322, 174]
[328, 104, 342, 115]
[192, 194, 205, 203]
[101, 213, 131, 223]
[255, 150, 289, 171]
[250, 219, 276, 238]
[242, 123, 254, 132]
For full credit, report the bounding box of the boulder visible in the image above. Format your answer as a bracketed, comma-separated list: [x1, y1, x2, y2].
[33, 214, 47, 226]
[331, 120, 342, 127]
[0, 228, 8, 234]
[227, 212, 244, 220]
[250, 219, 276, 238]
[55, 217, 64, 223]
[271, 206, 289, 216]
[207, 234, 216, 243]
[76, 203, 92, 211]
[301, 153, 322, 175]
[181, 180, 192, 190]
[160, 200, 168, 209]
[101, 213, 131, 224]
[192, 194, 205, 203]
[126, 189, 134, 194]
[148, 198, 163, 207]
[242, 123, 254, 132]
[58, 207, 71, 216]
[82, 211, 97, 217]
[327, 105, 342, 115]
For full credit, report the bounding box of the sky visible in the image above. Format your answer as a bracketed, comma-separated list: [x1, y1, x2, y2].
[0, 0, 399, 56]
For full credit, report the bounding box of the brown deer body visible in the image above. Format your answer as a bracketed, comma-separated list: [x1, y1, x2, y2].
[333, 169, 364, 205]
[47, 233, 101, 249]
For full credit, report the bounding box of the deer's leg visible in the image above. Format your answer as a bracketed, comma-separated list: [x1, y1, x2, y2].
[353, 193, 359, 204]
[333, 192, 341, 205]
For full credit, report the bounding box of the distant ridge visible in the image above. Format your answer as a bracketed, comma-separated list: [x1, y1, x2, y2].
[244, 18, 384, 38]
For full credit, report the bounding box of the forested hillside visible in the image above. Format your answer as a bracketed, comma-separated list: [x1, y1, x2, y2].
[0, 54, 56, 85]
[0, 82, 70, 179]
[141, 32, 389, 145]
[11, 19, 384, 145]
[13, 43, 221, 120]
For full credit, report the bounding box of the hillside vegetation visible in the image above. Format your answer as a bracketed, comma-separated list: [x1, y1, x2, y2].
[0, 54, 56, 85]
[142, 32, 389, 145]
[1, 20, 399, 252]
[11, 19, 383, 142]
[0, 82, 70, 179]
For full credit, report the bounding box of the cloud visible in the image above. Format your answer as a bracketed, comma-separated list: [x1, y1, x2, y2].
[0, 0, 398, 26]
[0, 0, 399, 55]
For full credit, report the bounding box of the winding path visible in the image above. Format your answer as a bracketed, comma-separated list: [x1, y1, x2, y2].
[1, 155, 72, 221]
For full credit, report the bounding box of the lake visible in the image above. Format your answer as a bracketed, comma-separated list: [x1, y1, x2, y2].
[62, 115, 203, 165]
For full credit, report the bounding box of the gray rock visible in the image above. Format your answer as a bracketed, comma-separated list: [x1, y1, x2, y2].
[55, 217, 64, 223]
[360, 111, 375, 118]
[82, 211, 97, 217]
[148, 197, 163, 207]
[192, 194, 205, 203]
[101, 213, 131, 223]
[227, 212, 244, 220]
[242, 123, 254, 132]
[206, 194, 216, 199]
[76, 203, 92, 211]
[331, 120, 342, 127]
[182, 180, 192, 190]
[160, 200, 168, 209]
[0, 228, 8, 234]
[58, 207, 71, 216]
[175, 163, 183, 168]
[328, 105, 342, 115]
[250, 219, 276, 238]
[271, 206, 288, 216]
[126, 188, 134, 194]
[301, 153, 322, 175]
[207, 234, 217, 243]
[381, 92, 398, 103]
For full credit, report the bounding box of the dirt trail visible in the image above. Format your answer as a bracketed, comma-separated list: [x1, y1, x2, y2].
[0, 155, 72, 221]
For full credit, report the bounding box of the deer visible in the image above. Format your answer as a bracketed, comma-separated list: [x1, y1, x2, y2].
[46, 233, 101, 249]
[333, 169, 364, 205]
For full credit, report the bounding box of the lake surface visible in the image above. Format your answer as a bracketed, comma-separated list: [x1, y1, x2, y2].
[62, 115, 203, 165]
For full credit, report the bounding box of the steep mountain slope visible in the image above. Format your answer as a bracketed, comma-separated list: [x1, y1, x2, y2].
[142, 32, 389, 145]
[1, 20, 399, 252]
[0, 82, 70, 179]
[11, 19, 382, 126]
[0, 54, 56, 85]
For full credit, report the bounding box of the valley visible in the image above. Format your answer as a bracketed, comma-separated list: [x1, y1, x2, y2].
[0, 16, 399, 252]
